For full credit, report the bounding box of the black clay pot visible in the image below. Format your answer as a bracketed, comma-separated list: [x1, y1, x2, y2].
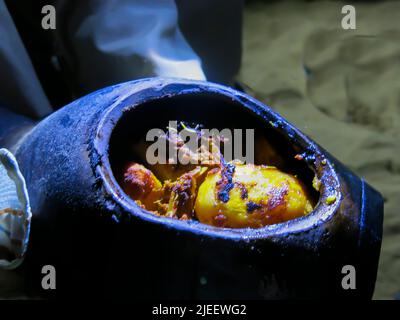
[0, 78, 383, 299]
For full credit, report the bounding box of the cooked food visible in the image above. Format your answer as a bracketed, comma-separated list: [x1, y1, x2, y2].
[121, 123, 315, 229]
[162, 166, 208, 219]
[195, 162, 313, 228]
[133, 125, 222, 182]
[122, 163, 163, 211]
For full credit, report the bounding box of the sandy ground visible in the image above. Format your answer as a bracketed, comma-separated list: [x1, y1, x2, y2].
[240, 0, 400, 299]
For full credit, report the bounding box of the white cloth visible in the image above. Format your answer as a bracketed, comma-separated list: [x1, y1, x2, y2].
[0, 149, 31, 269]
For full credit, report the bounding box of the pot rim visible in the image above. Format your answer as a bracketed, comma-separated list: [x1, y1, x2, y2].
[94, 77, 342, 240]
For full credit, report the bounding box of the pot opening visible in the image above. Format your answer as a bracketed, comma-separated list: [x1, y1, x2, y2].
[107, 89, 323, 231]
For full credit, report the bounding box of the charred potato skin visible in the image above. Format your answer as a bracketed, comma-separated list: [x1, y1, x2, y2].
[122, 163, 163, 211]
[195, 163, 313, 228]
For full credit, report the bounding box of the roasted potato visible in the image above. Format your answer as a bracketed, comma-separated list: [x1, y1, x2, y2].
[122, 163, 163, 211]
[194, 163, 313, 228]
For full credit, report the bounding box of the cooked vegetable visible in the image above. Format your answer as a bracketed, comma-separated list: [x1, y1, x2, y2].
[122, 123, 315, 229]
[122, 163, 163, 211]
[194, 162, 313, 228]
[133, 123, 222, 182]
[162, 166, 208, 219]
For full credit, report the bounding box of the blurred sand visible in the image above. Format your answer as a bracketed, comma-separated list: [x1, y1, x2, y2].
[240, 0, 400, 299]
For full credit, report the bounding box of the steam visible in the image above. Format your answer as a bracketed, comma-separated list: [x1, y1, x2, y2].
[77, 0, 206, 80]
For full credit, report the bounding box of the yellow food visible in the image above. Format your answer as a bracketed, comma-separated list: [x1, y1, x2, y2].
[162, 166, 208, 219]
[123, 124, 316, 228]
[133, 128, 222, 182]
[122, 163, 163, 211]
[194, 163, 313, 228]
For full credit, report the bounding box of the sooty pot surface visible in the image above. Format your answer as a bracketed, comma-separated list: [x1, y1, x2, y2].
[0, 78, 383, 299]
